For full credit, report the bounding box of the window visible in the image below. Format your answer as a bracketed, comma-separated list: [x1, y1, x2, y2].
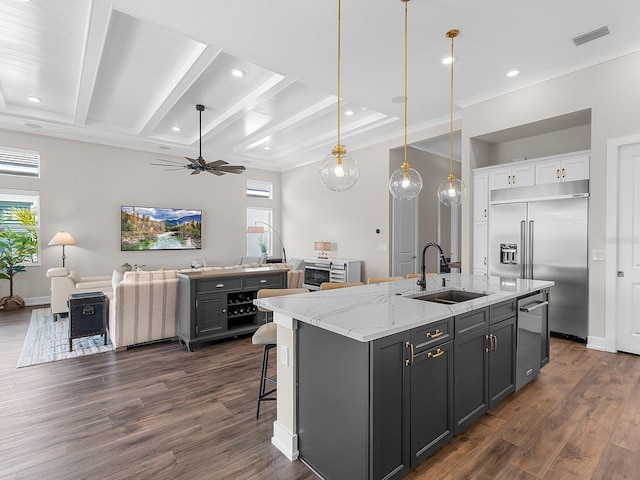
[247, 208, 272, 256]
[0, 189, 40, 264]
[0, 146, 40, 178]
[246, 180, 273, 199]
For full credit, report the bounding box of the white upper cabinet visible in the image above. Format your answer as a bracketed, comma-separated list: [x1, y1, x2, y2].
[489, 164, 535, 190]
[535, 154, 590, 184]
[473, 172, 489, 221]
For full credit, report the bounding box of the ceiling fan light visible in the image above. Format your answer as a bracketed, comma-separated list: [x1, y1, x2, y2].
[437, 175, 467, 207]
[320, 146, 359, 192]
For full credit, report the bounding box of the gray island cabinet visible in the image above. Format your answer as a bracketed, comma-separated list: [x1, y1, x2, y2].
[255, 274, 553, 480]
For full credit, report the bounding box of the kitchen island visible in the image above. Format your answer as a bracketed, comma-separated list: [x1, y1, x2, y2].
[255, 273, 553, 480]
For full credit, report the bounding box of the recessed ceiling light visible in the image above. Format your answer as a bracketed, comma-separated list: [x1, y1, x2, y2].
[442, 56, 455, 65]
[263, 146, 271, 151]
[158, 145, 170, 150]
[27, 96, 41, 103]
[231, 69, 245, 78]
[507, 70, 520, 77]
[24, 123, 41, 129]
[391, 95, 406, 104]
[344, 110, 354, 116]
[172, 126, 181, 132]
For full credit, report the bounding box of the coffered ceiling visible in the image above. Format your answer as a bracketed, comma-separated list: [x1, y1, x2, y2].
[1, 0, 639, 171]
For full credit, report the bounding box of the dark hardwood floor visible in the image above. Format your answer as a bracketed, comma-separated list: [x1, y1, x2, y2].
[1, 307, 639, 479]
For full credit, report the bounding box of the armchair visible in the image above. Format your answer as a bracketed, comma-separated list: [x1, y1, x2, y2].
[46, 267, 112, 320]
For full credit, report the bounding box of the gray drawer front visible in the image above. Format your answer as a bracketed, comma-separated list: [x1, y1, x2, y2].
[455, 308, 488, 337]
[412, 317, 453, 350]
[490, 299, 516, 324]
[197, 277, 242, 293]
[245, 274, 284, 289]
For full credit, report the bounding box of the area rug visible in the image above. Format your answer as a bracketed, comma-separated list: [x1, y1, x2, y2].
[16, 308, 114, 368]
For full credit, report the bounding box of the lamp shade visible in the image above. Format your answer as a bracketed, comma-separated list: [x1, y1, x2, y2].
[314, 241, 331, 252]
[247, 226, 265, 234]
[48, 231, 77, 246]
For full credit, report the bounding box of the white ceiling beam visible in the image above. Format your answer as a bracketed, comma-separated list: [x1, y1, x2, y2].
[74, 0, 113, 126]
[234, 95, 338, 153]
[197, 74, 294, 144]
[137, 43, 221, 136]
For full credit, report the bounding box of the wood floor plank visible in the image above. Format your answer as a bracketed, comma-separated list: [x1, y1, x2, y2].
[2, 307, 640, 480]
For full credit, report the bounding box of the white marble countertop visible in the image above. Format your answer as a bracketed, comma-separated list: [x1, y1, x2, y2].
[255, 273, 554, 342]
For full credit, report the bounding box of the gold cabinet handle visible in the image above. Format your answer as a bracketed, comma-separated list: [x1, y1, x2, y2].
[484, 208, 487, 218]
[405, 341, 415, 367]
[557, 168, 560, 179]
[485, 334, 491, 353]
[426, 329, 443, 339]
[562, 167, 565, 178]
[493, 334, 498, 352]
[512, 174, 516, 184]
[427, 348, 445, 359]
[507, 175, 512, 184]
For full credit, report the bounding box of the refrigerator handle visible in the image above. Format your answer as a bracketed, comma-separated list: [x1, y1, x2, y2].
[520, 220, 526, 279]
[529, 220, 534, 279]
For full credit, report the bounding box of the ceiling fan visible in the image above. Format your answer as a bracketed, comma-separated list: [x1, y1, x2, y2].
[152, 104, 246, 176]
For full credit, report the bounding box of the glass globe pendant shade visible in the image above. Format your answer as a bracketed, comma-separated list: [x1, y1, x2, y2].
[319, 145, 359, 192]
[389, 164, 423, 200]
[437, 174, 467, 207]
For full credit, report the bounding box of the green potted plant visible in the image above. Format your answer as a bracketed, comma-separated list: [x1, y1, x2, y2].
[0, 227, 37, 310]
[0, 207, 38, 311]
[257, 234, 269, 258]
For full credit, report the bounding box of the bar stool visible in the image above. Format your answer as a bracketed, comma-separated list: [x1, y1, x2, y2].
[320, 281, 364, 290]
[253, 287, 309, 419]
[367, 276, 404, 284]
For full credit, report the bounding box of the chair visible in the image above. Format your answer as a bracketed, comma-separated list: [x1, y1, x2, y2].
[253, 287, 309, 418]
[320, 281, 364, 290]
[367, 276, 404, 284]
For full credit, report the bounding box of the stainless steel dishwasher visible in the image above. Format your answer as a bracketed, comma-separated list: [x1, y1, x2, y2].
[516, 291, 548, 390]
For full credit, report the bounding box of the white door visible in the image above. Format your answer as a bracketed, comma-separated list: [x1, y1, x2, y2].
[616, 143, 640, 354]
[392, 197, 418, 277]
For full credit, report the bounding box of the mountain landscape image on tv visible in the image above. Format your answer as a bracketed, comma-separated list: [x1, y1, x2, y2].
[121, 206, 202, 251]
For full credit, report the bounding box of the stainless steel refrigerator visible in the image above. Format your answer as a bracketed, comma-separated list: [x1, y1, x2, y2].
[488, 181, 589, 340]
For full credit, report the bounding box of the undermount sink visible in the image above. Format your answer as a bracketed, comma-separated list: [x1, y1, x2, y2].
[412, 289, 488, 305]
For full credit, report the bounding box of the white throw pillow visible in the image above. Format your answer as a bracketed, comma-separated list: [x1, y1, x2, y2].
[111, 269, 124, 289]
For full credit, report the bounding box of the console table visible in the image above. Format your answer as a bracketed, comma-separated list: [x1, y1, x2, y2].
[177, 267, 287, 351]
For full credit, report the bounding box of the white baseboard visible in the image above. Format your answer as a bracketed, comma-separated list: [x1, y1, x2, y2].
[25, 296, 50, 307]
[271, 420, 298, 461]
[587, 335, 606, 351]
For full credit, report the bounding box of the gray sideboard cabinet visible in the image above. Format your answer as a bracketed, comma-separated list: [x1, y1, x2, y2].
[177, 267, 287, 351]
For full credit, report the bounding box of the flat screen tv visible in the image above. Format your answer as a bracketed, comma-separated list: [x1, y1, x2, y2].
[121, 206, 202, 251]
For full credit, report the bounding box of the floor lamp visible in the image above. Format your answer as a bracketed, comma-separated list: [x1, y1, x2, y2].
[247, 222, 286, 263]
[48, 231, 76, 267]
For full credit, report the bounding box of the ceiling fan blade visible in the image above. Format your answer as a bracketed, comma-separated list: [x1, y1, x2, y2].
[153, 159, 189, 166]
[206, 169, 225, 176]
[206, 159, 229, 167]
[185, 157, 200, 166]
[190, 169, 201, 175]
[217, 165, 246, 172]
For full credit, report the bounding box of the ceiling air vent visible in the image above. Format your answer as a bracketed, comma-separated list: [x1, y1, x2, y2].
[572, 26, 610, 46]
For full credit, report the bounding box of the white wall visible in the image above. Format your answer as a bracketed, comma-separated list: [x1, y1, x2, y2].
[461, 50, 640, 339]
[0, 129, 281, 303]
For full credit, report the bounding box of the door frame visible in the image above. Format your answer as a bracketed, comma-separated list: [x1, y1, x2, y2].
[605, 134, 640, 353]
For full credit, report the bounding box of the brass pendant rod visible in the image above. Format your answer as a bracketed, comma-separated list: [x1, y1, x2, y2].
[447, 29, 459, 178]
[337, 0, 342, 148]
[402, 0, 410, 172]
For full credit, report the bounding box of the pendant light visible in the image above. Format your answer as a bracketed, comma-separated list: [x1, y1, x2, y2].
[320, 0, 359, 192]
[389, 0, 423, 201]
[437, 29, 467, 207]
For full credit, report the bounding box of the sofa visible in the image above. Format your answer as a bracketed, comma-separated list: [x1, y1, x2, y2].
[107, 269, 179, 351]
[106, 262, 302, 350]
[46, 267, 113, 320]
